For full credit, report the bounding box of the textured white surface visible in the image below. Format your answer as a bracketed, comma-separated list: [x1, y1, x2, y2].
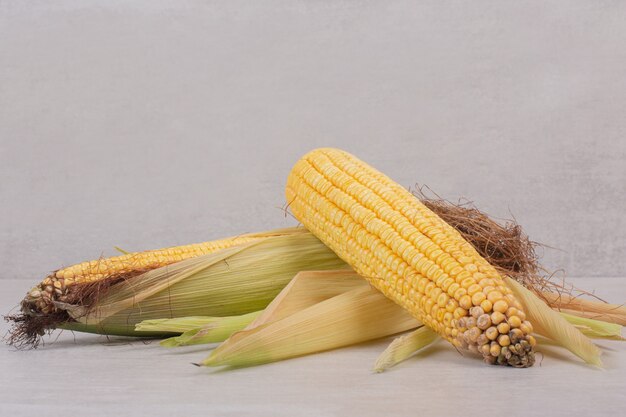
[1, 1, 625, 282]
[1, 277, 625, 417]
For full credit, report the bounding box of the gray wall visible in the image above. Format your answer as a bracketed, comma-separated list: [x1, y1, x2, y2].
[1, 1, 625, 282]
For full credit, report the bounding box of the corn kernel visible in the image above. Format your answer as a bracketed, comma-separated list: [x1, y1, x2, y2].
[479, 278, 494, 288]
[457, 317, 468, 330]
[520, 321, 533, 334]
[437, 292, 449, 307]
[447, 282, 460, 297]
[485, 326, 499, 340]
[508, 315, 522, 328]
[491, 311, 505, 325]
[445, 298, 458, 313]
[480, 299, 493, 313]
[453, 307, 468, 319]
[490, 342, 501, 357]
[497, 322, 510, 334]
[460, 277, 475, 290]
[509, 328, 524, 343]
[477, 314, 492, 330]
[506, 307, 518, 317]
[459, 295, 472, 310]
[466, 327, 481, 343]
[471, 292, 486, 305]
[493, 299, 508, 314]
[441, 277, 454, 291]
[498, 334, 511, 347]
[467, 284, 482, 296]
[487, 291, 503, 303]
[470, 306, 484, 319]
[454, 287, 467, 300]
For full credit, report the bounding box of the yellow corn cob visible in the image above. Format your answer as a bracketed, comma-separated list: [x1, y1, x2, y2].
[26, 229, 297, 315]
[49, 234, 266, 285]
[286, 148, 536, 367]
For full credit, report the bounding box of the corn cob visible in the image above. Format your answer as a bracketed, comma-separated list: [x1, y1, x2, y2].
[22, 229, 297, 316]
[285, 148, 536, 367]
[12, 228, 347, 347]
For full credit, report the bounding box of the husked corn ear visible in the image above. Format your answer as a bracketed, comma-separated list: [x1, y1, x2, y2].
[286, 148, 536, 367]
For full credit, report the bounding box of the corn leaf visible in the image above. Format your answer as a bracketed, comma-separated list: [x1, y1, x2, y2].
[139, 269, 364, 347]
[244, 270, 368, 330]
[67, 230, 345, 334]
[136, 311, 262, 334]
[157, 312, 262, 347]
[202, 274, 420, 368]
[505, 277, 602, 366]
[559, 308, 626, 327]
[560, 312, 624, 340]
[373, 326, 439, 372]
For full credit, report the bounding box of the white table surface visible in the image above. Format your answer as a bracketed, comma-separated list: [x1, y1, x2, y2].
[1, 277, 624, 417]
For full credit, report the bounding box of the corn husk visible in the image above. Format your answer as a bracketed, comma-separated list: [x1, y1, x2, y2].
[505, 277, 603, 366]
[135, 316, 240, 333]
[60, 230, 346, 337]
[150, 312, 263, 347]
[142, 271, 619, 368]
[373, 326, 439, 372]
[540, 291, 626, 326]
[201, 271, 420, 368]
[561, 312, 624, 340]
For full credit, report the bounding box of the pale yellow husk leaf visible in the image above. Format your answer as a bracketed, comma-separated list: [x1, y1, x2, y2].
[541, 291, 626, 326]
[202, 271, 420, 368]
[373, 326, 439, 373]
[505, 277, 602, 366]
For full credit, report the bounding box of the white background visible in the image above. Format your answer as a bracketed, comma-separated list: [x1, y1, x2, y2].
[1, 1, 625, 281]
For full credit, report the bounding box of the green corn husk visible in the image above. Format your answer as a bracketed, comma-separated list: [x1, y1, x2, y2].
[561, 312, 625, 340]
[141, 312, 263, 347]
[56, 229, 347, 337]
[135, 316, 238, 333]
